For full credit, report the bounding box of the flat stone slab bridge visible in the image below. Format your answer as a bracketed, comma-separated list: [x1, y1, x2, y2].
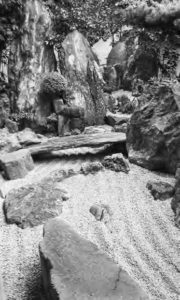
[28, 132, 126, 156]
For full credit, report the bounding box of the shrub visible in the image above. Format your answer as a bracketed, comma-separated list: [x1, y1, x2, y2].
[40, 72, 67, 98]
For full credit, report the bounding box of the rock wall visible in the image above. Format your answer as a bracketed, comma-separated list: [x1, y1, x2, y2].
[0, 0, 56, 114]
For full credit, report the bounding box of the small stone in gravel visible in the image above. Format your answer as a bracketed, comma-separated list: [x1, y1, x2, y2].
[81, 161, 104, 175]
[89, 204, 113, 224]
[146, 180, 175, 201]
[102, 153, 130, 173]
[60, 188, 70, 201]
[40, 218, 148, 300]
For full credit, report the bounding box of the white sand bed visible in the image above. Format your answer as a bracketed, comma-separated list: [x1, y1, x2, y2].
[0, 158, 179, 300]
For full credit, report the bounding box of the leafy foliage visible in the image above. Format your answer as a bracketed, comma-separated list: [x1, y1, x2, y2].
[44, 0, 133, 45]
[125, 0, 180, 29]
[40, 72, 67, 98]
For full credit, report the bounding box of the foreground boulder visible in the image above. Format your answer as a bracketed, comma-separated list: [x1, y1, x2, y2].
[0, 149, 34, 180]
[171, 166, 180, 227]
[40, 218, 148, 300]
[127, 82, 180, 174]
[103, 153, 130, 173]
[146, 180, 175, 201]
[4, 178, 68, 228]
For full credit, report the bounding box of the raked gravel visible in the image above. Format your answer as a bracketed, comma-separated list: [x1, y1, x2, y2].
[0, 157, 179, 300]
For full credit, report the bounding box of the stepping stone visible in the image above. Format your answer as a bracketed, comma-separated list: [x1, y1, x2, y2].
[4, 177, 66, 228]
[0, 149, 34, 180]
[40, 218, 148, 300]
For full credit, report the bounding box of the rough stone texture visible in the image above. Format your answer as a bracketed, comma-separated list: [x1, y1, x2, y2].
[103, 153, 130, 173]
[103, 92, 116, 112]
[0, 128, 21, 154]
[83, 125, 114, 135]
[3, 178, 67, 228]
[17, 128, 42, 146]
[0, 0, 56, 127]
[105, 42, 127, 90]
[28, 132, 126, 156]
[106, 111, 131, 127]
[114, 123, 128, 134]
[16, 0, 55, 112]
[146, 180, 175, 201]
[0, 93, 10, 128]
[0, 149, 34, 180]
[127, 82, 180, 174]
[171, 165, 180, 228]
[62, 30, 106, 126]
[80, 161, 103, 175]
[5, 119, 18, 133]
[39, 218, 148, 300]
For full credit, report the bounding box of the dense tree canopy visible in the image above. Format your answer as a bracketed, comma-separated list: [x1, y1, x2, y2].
[44, 0, 134, 45]
[125, 0, 180, 29]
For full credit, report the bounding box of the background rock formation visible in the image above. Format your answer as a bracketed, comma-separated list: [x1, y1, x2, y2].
[127, 81, 180, 174]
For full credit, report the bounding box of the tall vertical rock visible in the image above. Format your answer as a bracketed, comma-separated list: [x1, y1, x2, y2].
[15, 0, 56, 112]
[62, 30, 106, 125]
[0, 0, 56, 126]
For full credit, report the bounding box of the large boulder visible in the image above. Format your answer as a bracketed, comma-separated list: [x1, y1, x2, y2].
[40, 218, 148, 300]
[127, 81, 180, 174]
[4, 177, 68, 228]
[171, 165, 180, 227]
[62, 30, 106, 125]
[0, 149, 34, 180]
